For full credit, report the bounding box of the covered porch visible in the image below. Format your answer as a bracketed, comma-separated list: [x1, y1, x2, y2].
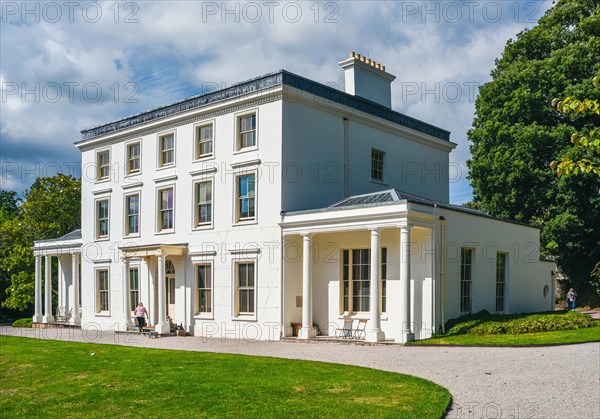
[119, 243, 188, 335]
[280, 190, 442, 343]
[32, 230, 82, 326]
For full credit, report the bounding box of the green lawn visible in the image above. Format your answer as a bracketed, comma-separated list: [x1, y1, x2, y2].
[409, 320, 600, 346]
[0, 336, 450, 418]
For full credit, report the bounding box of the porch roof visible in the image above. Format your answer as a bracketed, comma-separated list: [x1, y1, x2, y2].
[119, 243, 188, 258]
[33, 229, 82, 254]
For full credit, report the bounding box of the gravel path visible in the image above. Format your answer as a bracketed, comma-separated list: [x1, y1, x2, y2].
[2, 326, 599, 419]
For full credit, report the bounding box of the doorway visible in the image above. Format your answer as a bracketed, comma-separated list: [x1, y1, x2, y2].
[165, 260, 176, 320]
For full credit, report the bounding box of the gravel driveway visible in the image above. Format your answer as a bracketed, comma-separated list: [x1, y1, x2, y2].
[2, 326, 599, 419]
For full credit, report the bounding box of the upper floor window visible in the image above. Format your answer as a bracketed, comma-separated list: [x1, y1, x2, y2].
[127, 142, 141, 174]
[238, 113, 256, 150]
[236, 174, 256, 222]
[196, 123, 214, 159]
[159, 133, 175, 167]
[97, 199, 109, 239]
[158, 188, 174, 232]
[194, 181, 213, 227]
[125, 194, 140, 235]
[97, 150, 110, 181]
[371, 149, 385, 181]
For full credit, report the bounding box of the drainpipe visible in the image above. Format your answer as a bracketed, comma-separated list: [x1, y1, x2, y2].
[439, 216, 446, 333]
[280, 228, 285, 339]
[343, 117, 349, 198]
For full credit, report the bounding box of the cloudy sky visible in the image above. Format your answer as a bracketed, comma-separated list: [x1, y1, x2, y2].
[0, 0, 552, 203]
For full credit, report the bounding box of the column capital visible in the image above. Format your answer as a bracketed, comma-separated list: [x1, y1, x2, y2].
[368, 227, 380, 234]
[300, 232, 313, 239]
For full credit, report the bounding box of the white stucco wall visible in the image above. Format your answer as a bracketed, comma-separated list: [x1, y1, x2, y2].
[78, 92, 285, 339]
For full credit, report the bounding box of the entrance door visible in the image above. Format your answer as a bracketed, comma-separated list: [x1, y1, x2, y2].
[165, 260, 176, 320]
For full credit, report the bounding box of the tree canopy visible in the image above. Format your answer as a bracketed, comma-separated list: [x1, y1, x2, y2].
[0, 175, 81, 311]
[467, 0, 600, 301]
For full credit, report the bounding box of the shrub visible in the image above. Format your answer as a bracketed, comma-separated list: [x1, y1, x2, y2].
[12, 318, 32, 328]
[444, 311, 593, 336]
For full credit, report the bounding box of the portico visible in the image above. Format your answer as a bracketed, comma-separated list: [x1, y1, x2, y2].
[281, 190, 439, 343]
[119, 243, 188, 334]
[32, 230, 82, 326]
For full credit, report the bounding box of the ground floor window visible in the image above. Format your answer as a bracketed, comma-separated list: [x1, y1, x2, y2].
[460, 248, 473, 314]
[129, 268, 139, 311]
[97, 269, 109, 312]
[342, 248, 387, 314]
[496, 253, 507, 312]
[196, 264, 212, 314]
[236, 262, 255, 315]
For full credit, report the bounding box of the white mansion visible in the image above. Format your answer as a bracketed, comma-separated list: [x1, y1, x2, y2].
[32, 53, 555, 342]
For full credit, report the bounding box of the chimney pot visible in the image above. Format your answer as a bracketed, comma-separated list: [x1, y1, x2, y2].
[360, 56, 366, 62]
[350, 51, 355, 58]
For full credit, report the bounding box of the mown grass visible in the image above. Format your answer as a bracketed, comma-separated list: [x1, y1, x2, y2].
[409, 311, 600, 346]
[0, 336, 450, 418]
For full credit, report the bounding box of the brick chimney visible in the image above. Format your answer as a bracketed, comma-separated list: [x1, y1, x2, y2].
[338, 51, 396, 108]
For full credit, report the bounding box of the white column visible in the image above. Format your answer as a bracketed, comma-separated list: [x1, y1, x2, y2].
[33, 255, 42, 322]
[43, 256, 54, 323]
[396, 226, 414, 343]
[122, 258, 131, 330]
[155, 255, 169, 334]
[299, 234, 316, 339]
[366, 229, 385, 342]
[57, 256, 63, 310]
[72, 253, 80, 324]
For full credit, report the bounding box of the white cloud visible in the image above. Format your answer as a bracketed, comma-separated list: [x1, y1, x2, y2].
[0, 1, 550, 201]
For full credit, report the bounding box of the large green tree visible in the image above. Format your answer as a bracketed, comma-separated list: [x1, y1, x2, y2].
[0, 175, 81, 311]
[467, 0, 600, 301]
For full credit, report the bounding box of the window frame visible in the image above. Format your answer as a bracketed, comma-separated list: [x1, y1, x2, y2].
[195, 263, 213, 317]
[460, 247, 474, 315]
[371, 148, 385, 182]
[96, 268, 110, 314]
[194, 121, 215, 161]
[235, 111, 258, 153]
[233, 260, 257, 319]
[125, 140, 142, 176]
[157, 131, 176, 168]
[192, 179, 214, 229]
[234, 171, 257, 224]
[156, 186, 175, 234]
[340, 247, 387, 315]
[95, 198, 110, 240]
[96, 149, 111, 182]
[123, 192, 140, 237]
[495, 252, 508, 313]
[129, 267, 140, 312]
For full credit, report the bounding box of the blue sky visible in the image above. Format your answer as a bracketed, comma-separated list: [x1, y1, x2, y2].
[0, 1, 552, 203]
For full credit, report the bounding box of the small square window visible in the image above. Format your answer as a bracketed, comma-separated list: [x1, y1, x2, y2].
[159, 133, 175, 167]
[238, 114, 256, 150]
[371, 149, 385, 181]
[126, 142, 141, 174]
[196, 124, 213, 159]
[97, 150, 110, 180]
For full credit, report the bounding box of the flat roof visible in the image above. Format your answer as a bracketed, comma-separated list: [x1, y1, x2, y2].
[78, 70, 451, 142]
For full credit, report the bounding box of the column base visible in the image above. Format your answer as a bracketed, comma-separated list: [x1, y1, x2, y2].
[365, 330, 385, 342]
[42, 315, 54, 323]
[395, 332, 415, 344]
[155, 322, 170, 334]
[32, 314, 43, 323]
[298, 326, 316, 339]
